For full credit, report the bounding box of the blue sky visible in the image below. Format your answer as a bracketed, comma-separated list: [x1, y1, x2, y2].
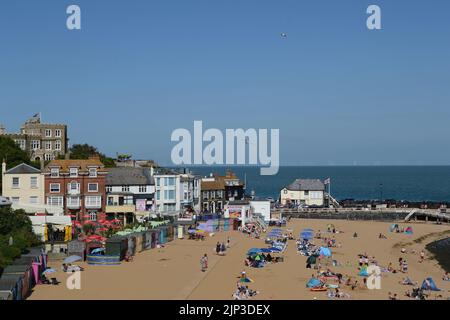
[1, 0, 449, 166]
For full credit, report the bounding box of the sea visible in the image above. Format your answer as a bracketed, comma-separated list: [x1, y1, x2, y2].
[182, 166, 450, 202]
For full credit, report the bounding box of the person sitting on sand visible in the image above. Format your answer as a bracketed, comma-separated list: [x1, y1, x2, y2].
[401, 248, 406, 254]
[443, 272, 450, 281]
[353, 232, 358, 238]
[419, 251, 425, 263]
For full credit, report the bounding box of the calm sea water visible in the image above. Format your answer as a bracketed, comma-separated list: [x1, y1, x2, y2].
[184, 166, 450, 202]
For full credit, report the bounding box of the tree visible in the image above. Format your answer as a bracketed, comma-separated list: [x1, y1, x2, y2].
[69, 144, 116, 168]
[0, 207, 40, 268]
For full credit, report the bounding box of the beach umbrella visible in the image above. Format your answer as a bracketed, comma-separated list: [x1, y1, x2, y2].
[91, 248, 105, 254]
[63, 255, 82, 264]
[268, 247, 282, 252]
[43, 268, 56, 274]
[300, 232, 314, 240]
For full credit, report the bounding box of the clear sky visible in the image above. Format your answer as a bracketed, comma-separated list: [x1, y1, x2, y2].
[1, 0, 449, 166]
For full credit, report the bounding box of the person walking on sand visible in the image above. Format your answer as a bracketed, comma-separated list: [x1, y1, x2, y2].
[200, 254, 208, 272]
[216, 242, 221, 255]
[227, 237, 231, 248]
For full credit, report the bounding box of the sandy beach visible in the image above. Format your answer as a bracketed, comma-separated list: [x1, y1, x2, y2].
[29, 219, 450, 300]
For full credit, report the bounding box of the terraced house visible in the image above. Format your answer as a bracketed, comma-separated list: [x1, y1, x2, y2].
[105, 167, 155, 224]
[43, 156, 108, 223]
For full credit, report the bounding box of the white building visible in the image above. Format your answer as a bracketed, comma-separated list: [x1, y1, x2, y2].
[154, 169, 201, 216]
[280, 179, 325, 207]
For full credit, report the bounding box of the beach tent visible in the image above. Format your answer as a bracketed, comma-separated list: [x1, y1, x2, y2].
[389, 224, 399, 232]
[358, 266, 369, 277]
[404, 227, 413, 235]
[421, 277, 440, 291]
[247, 248, 262, 255]
[319, 247, 332, 257]
[306, 278, 322, 288]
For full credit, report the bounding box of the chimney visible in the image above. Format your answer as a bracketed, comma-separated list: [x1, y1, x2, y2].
[150, 166, 154, 177]
[2, 159, 6, 175]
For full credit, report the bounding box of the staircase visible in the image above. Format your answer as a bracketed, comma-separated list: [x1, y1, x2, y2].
[326, 193, 340, 208]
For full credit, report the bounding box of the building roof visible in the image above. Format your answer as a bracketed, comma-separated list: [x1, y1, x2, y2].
[201, 170, 243, 191]
[106, 167, 154, 186]
[201, 178, 225, 191]
[4, 163, 41, 174]
[44, 157, 106, 174]
[286, 179, 325, 191]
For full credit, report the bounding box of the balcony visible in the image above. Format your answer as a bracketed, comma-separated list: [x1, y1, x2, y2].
[67, 189, 80, 196]
[106, 204, 135, 214]
[67, 197, 81, 209]
[85, 196, 102, 209]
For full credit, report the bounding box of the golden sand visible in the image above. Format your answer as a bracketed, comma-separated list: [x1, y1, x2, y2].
[29, 219, 450, 300]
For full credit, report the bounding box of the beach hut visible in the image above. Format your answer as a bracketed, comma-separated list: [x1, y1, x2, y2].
[0, 275, 23, 300]
[142, 231, 153, 250]
[105, 237, 128, 260]
[0, 290, 13, 300]
[3, 264, 33, 299]
[68, 240, 86, 261]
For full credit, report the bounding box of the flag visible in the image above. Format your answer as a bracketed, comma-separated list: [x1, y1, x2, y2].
[324, 178, 331, 185]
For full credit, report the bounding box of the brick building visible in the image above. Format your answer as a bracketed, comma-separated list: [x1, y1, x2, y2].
[43, 157, 107, 223]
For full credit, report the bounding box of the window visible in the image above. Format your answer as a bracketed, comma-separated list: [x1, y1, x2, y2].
[67, 197, 80, 208]
[203, 191, 209, 200]
[156, 190, 161, 200]
[106, 186, 112, 193]
[44, 154, 54, 161]
[55, 140, 61, 150]
[11, 197, 20, 203]
[86, 196, 101, 208]
[69, 168, 78, 177]
[30, 177, 38, 188]
[164, 190, 175, 200]
[29, 196, 38, 204]
[45, 141, 52, 150]
[156, 178, 160, 187]
[139, 186, 147, 193]
[15, 139, 26, 150]
[50, 183, 60, 193]
[47, 196, 63, 207]
[31, 140, 40, 150]
[12, 177, 20, 188]
[88, 211, 97, 221]
[89, 168, 97, 177]
[304, 191, 309, 196]
[55, 129, 61, 138]
[45, 129, 52, 137]
[68, 181, 79, 193]
[122, 186, 130, 192]
[88, 183, 98, 192]
[164, 177, 175, 186]
[107, 196, 114, 205]
[50, 168, 59, 177]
